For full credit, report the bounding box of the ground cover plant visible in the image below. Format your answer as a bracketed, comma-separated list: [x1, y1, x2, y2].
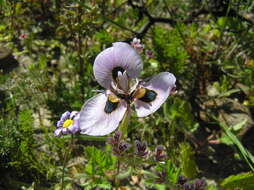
[0, 0, 254, 189]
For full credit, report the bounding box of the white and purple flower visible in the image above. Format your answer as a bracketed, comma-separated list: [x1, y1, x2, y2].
[131, 37, 144, 53]
[54, 111, 80, 136]
[79, 42, 176, 136]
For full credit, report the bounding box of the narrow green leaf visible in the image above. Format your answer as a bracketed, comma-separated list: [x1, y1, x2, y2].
[218, 89, 240, 98]
[221, 172, 254, 190]
[219, 122, 254, 172]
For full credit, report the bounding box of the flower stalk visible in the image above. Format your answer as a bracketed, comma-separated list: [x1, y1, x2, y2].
[118, 106, 131, 139]
[61, 135, 74, 190]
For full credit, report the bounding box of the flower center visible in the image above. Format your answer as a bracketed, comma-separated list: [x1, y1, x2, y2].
[63, 119, 74, 128]
[112, 67, 125, 80]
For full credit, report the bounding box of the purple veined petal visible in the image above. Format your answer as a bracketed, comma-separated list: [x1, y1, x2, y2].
[79, 92, 127, 136]
[57, 120, 63, 128]
[70, 111, 79, 119]
[60, 111, 71, 121]
[134, 72, 176, 117]
[57, 111, 71, 127]
[62, 128, 68, 135]
[68, 123, 79, 134]
[54, 128, 62, 137]
[68, 113, 80, 134]
[93, 42, 143, 89]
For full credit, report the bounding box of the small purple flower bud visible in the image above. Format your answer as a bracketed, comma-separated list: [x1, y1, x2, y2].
[169, 86, 177, 96]
[106, 130, 122, 145]
[118, 141, 131, 152]
[114, 130, 122, 142]
[177, 175, 188, 185]
[112, 141, 131, 156]
[183, 182, 195, 190]
[155, 171, 167, 184]
[155, 145, 167, 161]
[135, 140, 148, 157]
[131, 38, 144, 53]
[193, 178, 207, 190]
[145, 49, 153, 58]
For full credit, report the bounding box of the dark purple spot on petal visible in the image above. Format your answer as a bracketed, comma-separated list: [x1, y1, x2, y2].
[104, 99, 119, 114]
[139, 89, 157, 103]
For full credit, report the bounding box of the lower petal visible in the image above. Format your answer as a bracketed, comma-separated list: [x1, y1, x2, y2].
[135, 72, 176, 117]
[54, 128, 62, 136]
[79, 93, 127, 136]
[68, 124, 79, 134]
[62, 128, 68, 135]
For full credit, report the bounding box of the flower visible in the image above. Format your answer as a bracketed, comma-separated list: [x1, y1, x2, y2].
[183, 182, 195, 190]
[177, 175, 188, 185]
[107, 131, 131, 156]
[131, 37, 144, 53]
[54, 111, 80, 136]
[113, 141, 131, 156]
[135, 140, 148, 157]
[193, 178, 207, 190]
[155, 170, 167, 184]
[79, 42, 176, 136]
[155, 145, 167, 161]
[107, 130, 122, 145]
[145, 49, 153, 58]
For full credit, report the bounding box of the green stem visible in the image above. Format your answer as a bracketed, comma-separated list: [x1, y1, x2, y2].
[61, 135, 73, 190]
[118, 107, 131, 139]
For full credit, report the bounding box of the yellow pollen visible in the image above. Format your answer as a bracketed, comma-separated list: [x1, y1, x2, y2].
[108, 94, 120, 103]
[63, 119, 73, 128]
[134, 88, 147, 99]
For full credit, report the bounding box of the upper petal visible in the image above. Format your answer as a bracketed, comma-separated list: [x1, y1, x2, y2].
[70, 111, 79, 119]
[79, 93, 127, 136]
[134, 72, 176, 117]
[93, 42, 143, 89]
[57, 111, 71, 127]
[60, 111, 71, 121]
[68, 113, 80, 134]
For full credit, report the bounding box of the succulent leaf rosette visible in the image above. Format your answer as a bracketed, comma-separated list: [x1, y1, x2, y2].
[79, 42, 176, 136]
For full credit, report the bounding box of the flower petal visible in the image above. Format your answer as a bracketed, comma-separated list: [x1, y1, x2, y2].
[60, 111, 71, 121]
[70, 111, 79, 119]
[54, 128, 62, 136]
[79, 93, 127, 136]
[93, 42, 143, 89]
[57, 111, 71, 128]
[68, 124, 79, 134]
[134, 72, 176, 117]
[68, 113, 80, 134]
[62, 128, 68, 135]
